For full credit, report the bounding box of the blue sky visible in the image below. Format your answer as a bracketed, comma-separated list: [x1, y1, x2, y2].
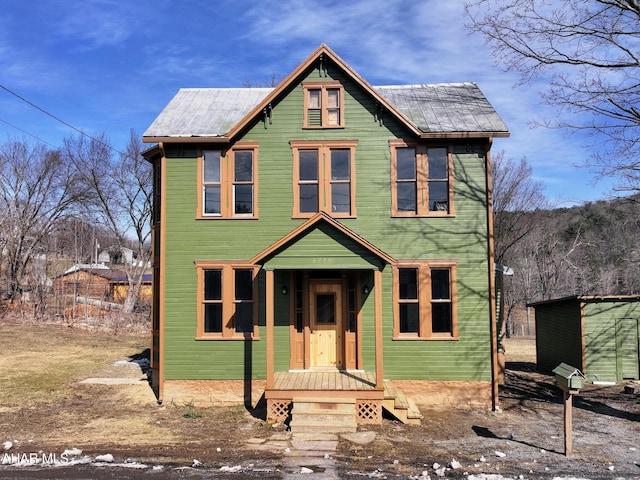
[0, 0, 614, 205]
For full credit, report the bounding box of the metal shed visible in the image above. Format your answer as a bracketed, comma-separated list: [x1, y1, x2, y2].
[531, 295, 640, 383]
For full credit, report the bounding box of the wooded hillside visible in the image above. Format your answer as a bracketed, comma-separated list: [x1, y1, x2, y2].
[499, 195, 640, 335]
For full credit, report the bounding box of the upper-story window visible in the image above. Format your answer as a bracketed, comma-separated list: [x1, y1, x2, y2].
[390, 140, 453, 216]
[198, 143, 258, 219]
[291, 140, 357, 218]
[303, 82, 344, 128]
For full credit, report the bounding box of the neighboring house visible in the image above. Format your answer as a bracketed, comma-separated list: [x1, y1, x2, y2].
[98, 246, 135, 266]
[53, 265, 150, 305]
[53, 266, 121, 299]
[142, 45, 508, 423]
[111, 272, 152, 304]
[531, 295, 640, 383]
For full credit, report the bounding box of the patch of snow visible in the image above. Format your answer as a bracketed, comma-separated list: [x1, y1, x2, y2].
[107, 462, 147, 469]
[300, 466, 314, 474]
[63, 448, 82, 456]
[3, 441, 12, 451]
[54, 456, 92, 467]
[494, 450, 506, 458]
[192, 459, 202, 467]
[449, 459, 462, 469]
[94, 454, 114, 463]
[220, 465, 242, 472]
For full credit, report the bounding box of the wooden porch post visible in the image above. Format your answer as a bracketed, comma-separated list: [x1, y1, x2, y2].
[266, 269, 274, 390]
[374, 269, 384, 390]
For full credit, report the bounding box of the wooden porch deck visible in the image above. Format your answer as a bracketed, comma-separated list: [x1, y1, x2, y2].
[271, 370, 378, 392]
[265, 371, 397, 425]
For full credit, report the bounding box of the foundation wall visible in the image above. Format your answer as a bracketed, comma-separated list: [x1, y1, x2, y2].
[161, 379, 492, 410]
[393, 380, 493, 409]
[162, 380, 266, 408]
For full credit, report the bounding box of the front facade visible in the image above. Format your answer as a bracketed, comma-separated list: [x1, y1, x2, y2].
[533, 295, 640, 383]
[143, 45, 508, 420]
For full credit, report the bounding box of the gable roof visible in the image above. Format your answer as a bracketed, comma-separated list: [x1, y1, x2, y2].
[250, 211, 395, 269]
[54, 267, 127, 281]
[143, 44, 508, 142]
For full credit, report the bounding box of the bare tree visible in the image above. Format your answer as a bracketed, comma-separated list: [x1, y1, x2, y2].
[492, 152, 548, 340]
[64, 130, 152, 313]
[492, 151, 548, 265]
[465, 0, 640, 191]
[0, 138, 86, 308]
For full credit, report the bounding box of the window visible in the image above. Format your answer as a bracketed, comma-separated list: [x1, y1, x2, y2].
[393, 262, 457, 339]
[196, 262, 259, 339]
[390, 141, 452, 216]
[198, 144, 258, 218]
[303, 82, 344, 128]
[291, 140, 357, 217]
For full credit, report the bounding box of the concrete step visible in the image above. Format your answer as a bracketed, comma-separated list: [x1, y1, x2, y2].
[290, 397, 357, 434]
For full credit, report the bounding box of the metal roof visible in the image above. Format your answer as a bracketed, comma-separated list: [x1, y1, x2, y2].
[144, 88, 273, 138]
[143, 83, 508, 139]
[373, 83, 507, 134]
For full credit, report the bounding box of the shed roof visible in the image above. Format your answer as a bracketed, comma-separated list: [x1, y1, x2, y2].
[529, 295, 640, 307]
[143, 45, 508, 141]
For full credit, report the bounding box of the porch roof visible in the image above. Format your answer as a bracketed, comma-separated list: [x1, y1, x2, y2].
[250, 212, 395, 270]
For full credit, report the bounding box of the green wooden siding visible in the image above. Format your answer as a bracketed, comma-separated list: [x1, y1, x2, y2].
[534, 300, 583, 373]
[535, 298, 640, 382]
[161, 63, 493, 382]
[584, 301, 640, 382]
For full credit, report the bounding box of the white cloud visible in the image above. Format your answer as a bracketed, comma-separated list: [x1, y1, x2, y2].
[53, 0, 141, 49]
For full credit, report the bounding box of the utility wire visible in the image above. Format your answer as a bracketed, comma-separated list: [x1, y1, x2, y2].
[0, 83, 126, 156]
[0, 117, 58, 149]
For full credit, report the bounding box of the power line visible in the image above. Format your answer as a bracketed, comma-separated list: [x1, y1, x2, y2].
[0, 83, 125, 156]
[0, 117, 58, 149]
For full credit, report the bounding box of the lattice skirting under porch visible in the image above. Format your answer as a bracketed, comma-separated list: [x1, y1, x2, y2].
[356, 399, 382, 424]
[267, 399, 292, 423]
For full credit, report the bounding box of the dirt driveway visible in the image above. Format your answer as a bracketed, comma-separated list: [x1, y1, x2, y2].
[1, 325, 639, 478]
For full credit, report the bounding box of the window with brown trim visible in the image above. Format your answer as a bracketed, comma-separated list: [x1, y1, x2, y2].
[390, 140, 453, 216]
[291, 140, 357, 218]
[393, 262, 457, 339]
[198, 144, 258, 219]
[195, 262, 259, 339]
[303, 82, 344, 128]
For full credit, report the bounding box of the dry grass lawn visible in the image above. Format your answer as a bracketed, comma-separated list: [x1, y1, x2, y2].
[503, 336, 536, 363]
[0, 323, 148, 408]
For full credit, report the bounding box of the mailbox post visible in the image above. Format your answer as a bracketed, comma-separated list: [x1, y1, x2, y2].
[552, 363, 585, 457]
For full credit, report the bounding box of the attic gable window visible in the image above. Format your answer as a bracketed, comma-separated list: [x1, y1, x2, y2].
[198, 143, 258, 219]
[303, 82, 344, 128]
[390, 140, 453, 216]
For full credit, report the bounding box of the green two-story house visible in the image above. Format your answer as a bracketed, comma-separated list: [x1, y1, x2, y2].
[142, 45, 509, 424]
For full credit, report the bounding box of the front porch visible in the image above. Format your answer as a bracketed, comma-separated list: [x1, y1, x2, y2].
[265, 370, 383, 425]
[265, 370, 421, 426]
